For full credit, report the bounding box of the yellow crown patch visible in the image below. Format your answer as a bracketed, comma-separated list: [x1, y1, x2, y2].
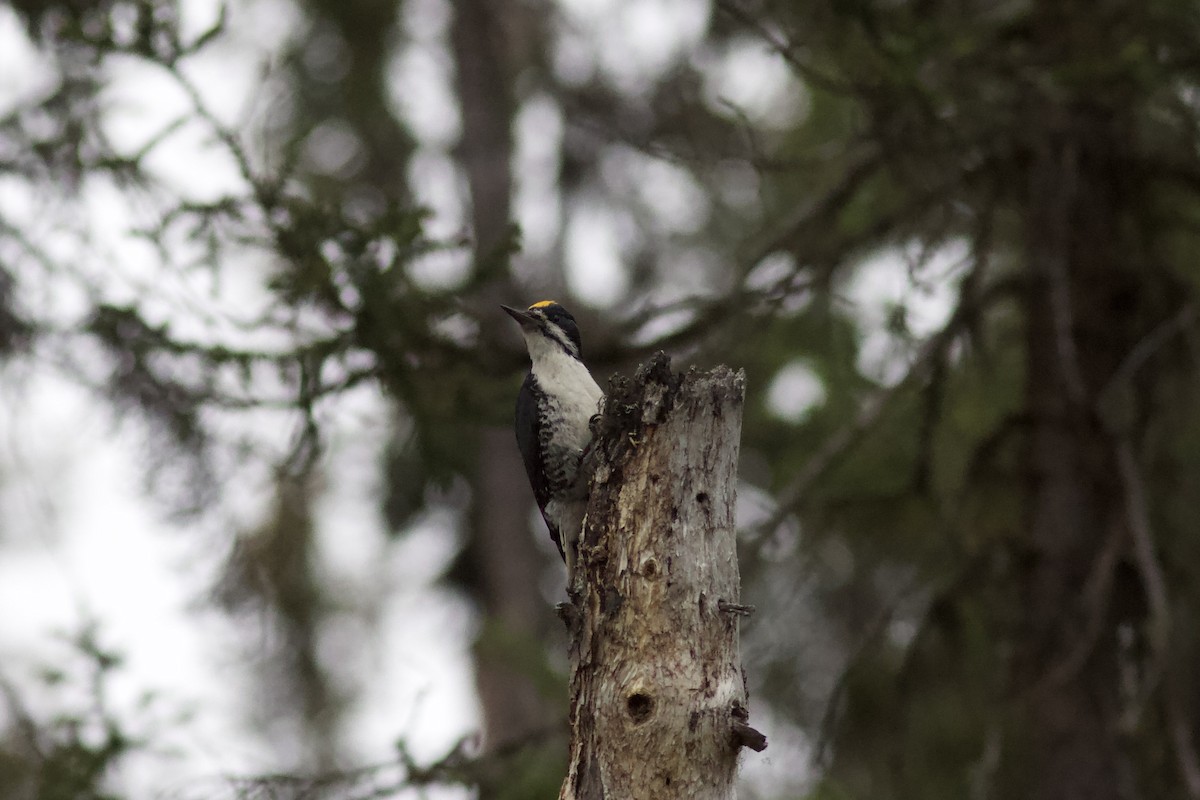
[528, 300, 558, 309]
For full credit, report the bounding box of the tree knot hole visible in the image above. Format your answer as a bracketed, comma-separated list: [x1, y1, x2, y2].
[627, 692, 654, 724]
[695, 491, 710, 505]
[643, 558, 659, 579]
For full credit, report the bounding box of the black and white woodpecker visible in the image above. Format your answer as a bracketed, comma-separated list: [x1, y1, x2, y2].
[502, 301, 604, 582]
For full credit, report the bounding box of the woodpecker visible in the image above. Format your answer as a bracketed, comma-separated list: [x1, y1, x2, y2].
[502, 300, 604, 582]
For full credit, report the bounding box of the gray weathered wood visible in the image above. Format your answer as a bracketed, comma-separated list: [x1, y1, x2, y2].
[559, 354, 765, 800]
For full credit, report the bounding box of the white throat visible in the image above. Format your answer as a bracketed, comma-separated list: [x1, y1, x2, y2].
[523, 329, 604, 437]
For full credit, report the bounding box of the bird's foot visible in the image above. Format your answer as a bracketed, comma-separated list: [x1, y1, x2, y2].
[555, 598, 581, 631]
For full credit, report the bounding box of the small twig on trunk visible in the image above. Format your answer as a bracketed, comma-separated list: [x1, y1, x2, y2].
[717, 600, 756, 617]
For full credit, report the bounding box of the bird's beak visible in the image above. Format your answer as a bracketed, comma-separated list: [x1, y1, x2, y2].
[501, 305, 537, 328]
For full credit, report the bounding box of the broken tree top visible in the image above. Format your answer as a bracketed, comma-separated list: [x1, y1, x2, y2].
[591, 352, 745, 463]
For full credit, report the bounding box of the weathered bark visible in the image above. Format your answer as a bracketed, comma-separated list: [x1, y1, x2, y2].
[560, 355, 765, 800]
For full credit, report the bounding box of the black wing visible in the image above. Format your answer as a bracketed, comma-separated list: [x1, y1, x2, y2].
[515, 372, 565, 560]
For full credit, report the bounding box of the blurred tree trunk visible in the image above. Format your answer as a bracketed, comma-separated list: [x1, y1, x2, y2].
[561, 358, 765, 800]
[450, 0, 558, 758]
[1019, 131, 1121, 800]
[1016, 7, 1146, 792]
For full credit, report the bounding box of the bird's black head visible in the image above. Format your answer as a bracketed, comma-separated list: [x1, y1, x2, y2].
[502, 300, 585, 358]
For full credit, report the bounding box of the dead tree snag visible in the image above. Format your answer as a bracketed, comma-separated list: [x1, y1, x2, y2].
[560, 354, 766, 800]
